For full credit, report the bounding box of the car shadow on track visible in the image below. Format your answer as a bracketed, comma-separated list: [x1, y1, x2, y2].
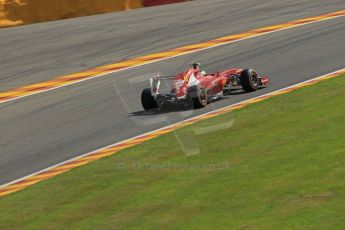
[128, 89, 247, 117]
[129, 104, 193, 117]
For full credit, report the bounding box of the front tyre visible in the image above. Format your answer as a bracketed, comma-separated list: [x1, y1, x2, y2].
[188, 85, 208, 109]
[240, 69, 259, 92]
[141, 88, 158, 110]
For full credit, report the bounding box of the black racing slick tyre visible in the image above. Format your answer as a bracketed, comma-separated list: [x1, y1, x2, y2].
[240, 69, 259, 92]
[141, 88, 157, 110]
[188, 85, 208, 109]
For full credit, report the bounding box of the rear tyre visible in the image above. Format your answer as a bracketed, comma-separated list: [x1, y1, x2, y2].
[141, 88, 157, 110]
[240, 69, 259, 92]
[188, 85, 208, 109]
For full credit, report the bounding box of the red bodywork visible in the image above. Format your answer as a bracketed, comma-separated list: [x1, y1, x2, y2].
[171, 67, 268, 98]
[145, 66, 270, 110]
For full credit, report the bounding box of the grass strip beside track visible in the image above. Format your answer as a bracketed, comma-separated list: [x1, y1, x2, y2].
[1, 75, 345, 229]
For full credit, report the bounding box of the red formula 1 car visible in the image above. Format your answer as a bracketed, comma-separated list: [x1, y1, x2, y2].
[141, 63, 269, 110]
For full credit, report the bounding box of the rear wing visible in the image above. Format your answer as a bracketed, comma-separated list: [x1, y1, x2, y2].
[150, 76, 176, 97]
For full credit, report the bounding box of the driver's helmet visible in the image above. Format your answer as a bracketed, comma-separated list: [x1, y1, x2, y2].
[191, 63, 206, 76]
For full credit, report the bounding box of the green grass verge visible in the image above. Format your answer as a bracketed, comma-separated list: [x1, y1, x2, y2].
[1, 75, 345, 230]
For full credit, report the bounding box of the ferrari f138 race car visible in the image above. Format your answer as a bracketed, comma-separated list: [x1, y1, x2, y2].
[141, 63, 269, 110]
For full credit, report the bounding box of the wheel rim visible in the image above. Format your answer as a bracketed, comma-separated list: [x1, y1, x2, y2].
[251, 73, 259, 87]
[199, 88, 207, 104]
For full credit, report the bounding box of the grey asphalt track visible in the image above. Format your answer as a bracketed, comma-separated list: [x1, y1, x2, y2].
[1, 0, 345, 184]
